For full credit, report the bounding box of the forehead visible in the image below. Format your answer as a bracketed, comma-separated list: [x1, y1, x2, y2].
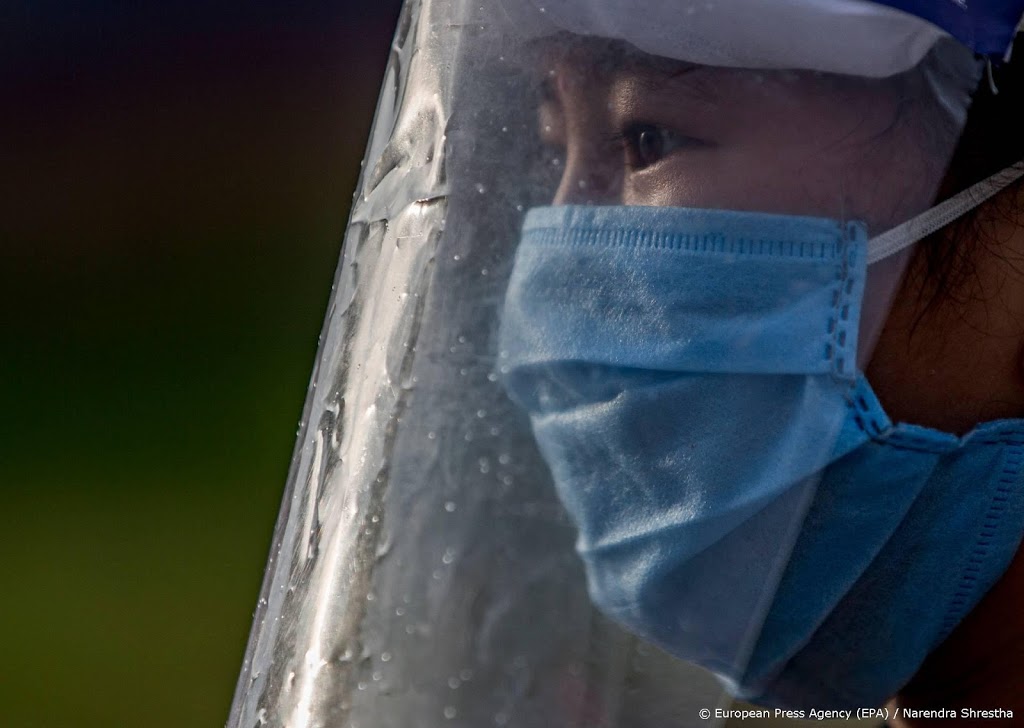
[533, 35, 899, 104]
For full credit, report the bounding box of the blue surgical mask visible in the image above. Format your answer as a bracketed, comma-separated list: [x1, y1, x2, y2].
[497, 200, 1024, 709]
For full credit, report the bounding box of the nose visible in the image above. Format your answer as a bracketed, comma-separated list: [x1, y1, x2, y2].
[553, 149, 623, 206]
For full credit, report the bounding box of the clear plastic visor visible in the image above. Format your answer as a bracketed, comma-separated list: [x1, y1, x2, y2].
[228, 1, 988, 726]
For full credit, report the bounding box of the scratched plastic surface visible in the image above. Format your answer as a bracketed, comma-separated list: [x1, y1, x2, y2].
[225, 0, 978, 725]
[224, 2, 732, 725]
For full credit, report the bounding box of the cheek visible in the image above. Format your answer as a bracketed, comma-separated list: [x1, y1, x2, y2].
[623, 146, 848, 215]
[765, 98, 941, 228]
[839, 143, 941, 232]
[624, 119, 937, 229]
[858, 247, 915, 368]
[622, 163, 710, 207]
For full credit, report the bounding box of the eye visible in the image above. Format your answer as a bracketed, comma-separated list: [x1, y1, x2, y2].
[616, 123, 706, 170]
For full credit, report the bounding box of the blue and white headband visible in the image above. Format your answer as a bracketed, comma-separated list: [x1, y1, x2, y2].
[500, 0, 1024, 77]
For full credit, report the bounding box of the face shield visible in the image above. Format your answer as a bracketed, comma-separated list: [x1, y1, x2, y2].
[229, 1, 1024, 725]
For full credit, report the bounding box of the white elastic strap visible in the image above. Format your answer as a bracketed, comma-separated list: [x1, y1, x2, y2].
[866, 161, 1024, 265]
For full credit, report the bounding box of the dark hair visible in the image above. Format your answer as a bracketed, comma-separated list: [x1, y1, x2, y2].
[914, 37, 1024, 315]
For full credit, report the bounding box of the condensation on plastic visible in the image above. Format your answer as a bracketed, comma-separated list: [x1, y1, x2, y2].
[226, 2, 731, 726]
[226, 1, 979, 726]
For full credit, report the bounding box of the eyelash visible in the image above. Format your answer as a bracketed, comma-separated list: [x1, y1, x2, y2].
[609, 123, 708, 170]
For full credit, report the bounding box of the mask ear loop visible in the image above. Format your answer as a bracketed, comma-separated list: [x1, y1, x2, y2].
[866, 161, 1024, 265]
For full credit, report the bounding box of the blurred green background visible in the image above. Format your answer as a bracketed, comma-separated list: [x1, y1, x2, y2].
[1, 3, 401, 725]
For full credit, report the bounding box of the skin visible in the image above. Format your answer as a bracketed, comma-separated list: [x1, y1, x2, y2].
[538, 40, 1024, 721]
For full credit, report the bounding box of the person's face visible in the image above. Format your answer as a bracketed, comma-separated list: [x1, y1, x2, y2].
[537, 41, 945, 236]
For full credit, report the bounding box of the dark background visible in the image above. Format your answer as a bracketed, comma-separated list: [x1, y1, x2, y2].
[1, 2, 402, 725]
